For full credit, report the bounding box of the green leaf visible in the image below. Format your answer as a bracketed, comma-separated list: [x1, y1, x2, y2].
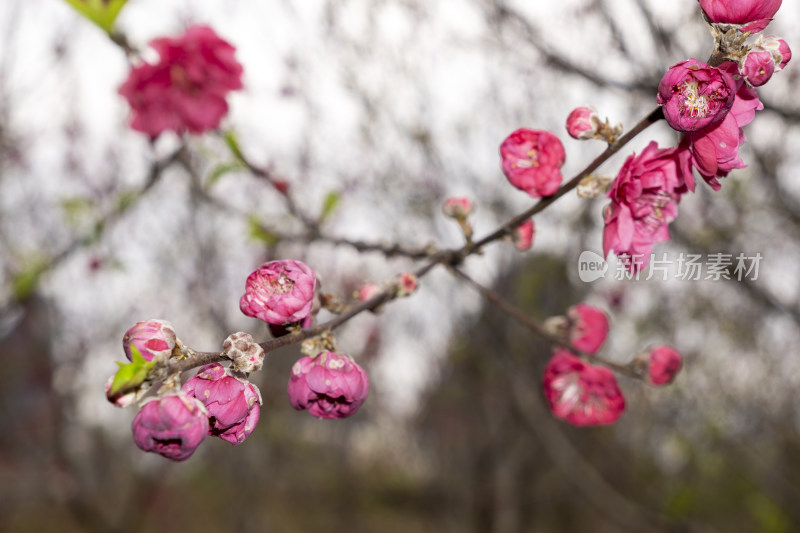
[320, 191, 341, 222]
[205, 162, 243, 188]
[223, 130, 246, 163]
[247, 215, 281, 247]
[63, 0, 128, 34]
[109, 345, 154, 395]
[11, 264, 46, 301]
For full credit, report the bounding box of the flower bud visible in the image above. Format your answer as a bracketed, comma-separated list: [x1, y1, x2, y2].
[740, 48, 775, 86]
[356, 283, 381, 302]
[131, 394, 208, 461]
[223, 332, 265, 374]
[760, 36, 792, 71]
[240, 260, 317, 325]
[183, 363, 261, 445]
[396, 273, 418, 297]
[647, 345, 683, 385]
[566, 303, 609, 355]
[565, 106, 600, 140]
[123, 319, 177, 362]
[512, 219, 535, 251]
[442, 197, 473, 218]
[500, 129, 565, 198]
[657, 59, 736, 132]
[698, 0, 782, 33]
[542, 349, 625, 426]
[288, 351, 369, 419]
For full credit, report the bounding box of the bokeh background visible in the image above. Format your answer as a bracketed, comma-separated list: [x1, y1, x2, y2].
[2, 0, 800, 531]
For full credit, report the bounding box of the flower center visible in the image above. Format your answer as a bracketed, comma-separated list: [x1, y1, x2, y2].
[260, 272, 295, 296]
[678, 79, 710, 118]
[513, 149, 539, 169]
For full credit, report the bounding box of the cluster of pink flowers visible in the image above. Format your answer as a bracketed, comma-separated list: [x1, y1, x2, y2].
[119, 25, 243, 138]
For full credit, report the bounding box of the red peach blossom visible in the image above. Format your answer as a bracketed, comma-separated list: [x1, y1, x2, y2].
[500, 129, 565, 198]
[698, 0, 782, 33]
[657, 59, 736, 132]
[288, 351, 369, 419]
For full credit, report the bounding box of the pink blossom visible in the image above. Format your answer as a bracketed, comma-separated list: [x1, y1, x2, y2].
[565, 106, 599, 140]
[183, 363, 261, 445]
[603, 142, 692, 272]
[500, 129, 565, 198]
[657, 59, 736, 132]
[356, 283, 381, 302]
[442, 197, 473, 218]
[132, 394, 208, 461]
[566, 304, 609, 355]
[288, 351, 369, 419]
[542, 349, 625, 426]
[512, 219, 535, 251]
[118, 25, 243, 138]
[761, 36, 792, 71]
[740, 49, 775, 86]
[685, 62, 763, 189]
[240, 260, 317, 325]
[223, 332, 265, 374]
[397, 273, 418, 296]
[123, 319, 177, 362]
[698, 0, 782, 33]
[647, 346, 683, 386]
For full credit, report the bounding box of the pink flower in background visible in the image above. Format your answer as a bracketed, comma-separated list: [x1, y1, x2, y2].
[183, 363, 261, 445]
[685, 62, 763, 189]
[119, 25, 244, 138]
[647, 346, 683, 385]
[657, 59, 736, 132]
[567, 303, 609, 355]
[542, 349, 625, 426]
[740, 49, 775, 86]
[603, 142, 692, 271]
[565, 106, 599, 140]
[288, 351, 369, 419]
[240, 260, 317, 325]
[500, 129, 565, 198]
[512, 219, 535, 251]
[132, 394, 208, 461]
[123, 319, 177, 362]
[397, 273, 418, 296]
[442, 197, 473, 218]
[698, 0, 782, 32]
[356, 283, 381, 302]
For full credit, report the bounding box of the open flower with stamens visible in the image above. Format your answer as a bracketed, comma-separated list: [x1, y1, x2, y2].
[500, 129, 565, 198]
[240, 260, 317, 325]
[603, 142, 692, 272]
[657, 59, 736, 132]
[542, 349, 625, 426]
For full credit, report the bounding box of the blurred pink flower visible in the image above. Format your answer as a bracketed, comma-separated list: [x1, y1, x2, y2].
[500, 129, 565, 198]
[657, 59, 736, 132]
[567, 303, 609, 355]
[240, 260, 317, 325]
[565, 106, 599, 140]
[442, 197, 473, 218]
[512, 219, 535, 251]
[685, 62, 763, 189]
[698, 0, 781, 32]
[603, 142, 692, 272]
[132, 394, 208, 461]
[183, 363, 261, 445]
[647, 346, 683, 386]
[356, 283, 381, 302]
[288, 351, 369, 419]
[123, 319, 176, 362]
[119, 25, 243, 138]
[543, 349, 625, 426]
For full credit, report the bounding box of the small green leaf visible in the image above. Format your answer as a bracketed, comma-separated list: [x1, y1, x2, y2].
[247, 215, 281, 247]
[223, 130, 246, 163]
[109, 345, 154, 395]
[11, 264, 46, 301]
[206, 162, 243, 188]
[320, 192, 341, 222]
[115, 190, 140, 213]
[63, 0, 128, 33]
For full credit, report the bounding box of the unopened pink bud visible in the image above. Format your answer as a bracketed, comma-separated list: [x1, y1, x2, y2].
[288, 351, 369, 419]
[442, 197, 473, 218]
[566, 303, 609, 355]
[105, 376, 136, 408]
[183, 363, 261, 445]
[565, 106, 600, 140]
[356, 283, 381, 302]
[500, 129, 565, 198]
[760, 36, 792, 71]
[740, 49, 775, 86]
[657, 59, 736, 132]
[396, 273, 418, 296]
[647, 345, 683, 385]
[223, 332, 265, 374]
[123, 319, 177, 362]
[512, 219, 535, 251]
[240, 260, 317, 325]
[542, 349, 625, 426]
[131, 394, 208, 461]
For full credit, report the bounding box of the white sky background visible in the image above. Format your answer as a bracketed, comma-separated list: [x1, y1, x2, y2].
[1, 0, 800, 453]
